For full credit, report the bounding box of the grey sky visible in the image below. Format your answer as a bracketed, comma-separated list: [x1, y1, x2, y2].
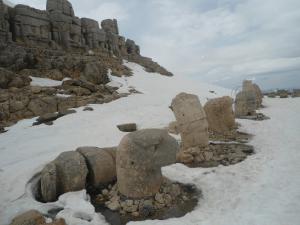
[8, 0, 300, 89]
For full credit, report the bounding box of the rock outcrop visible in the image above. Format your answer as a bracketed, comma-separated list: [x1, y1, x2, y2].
[116, 129, 179, 199]
[13, 5, 51, 45]
[0, 0, 172, 76]
[76, 147, 116, 189]
[0, 0, 11, 43]
[204, 96, 235, 134]
[0, 0, 173, 128]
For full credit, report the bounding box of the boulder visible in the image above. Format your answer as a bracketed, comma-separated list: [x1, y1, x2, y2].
[40, 151, 88, 202]
[0, 67, 31, 89]
[204, 96, 235, 134]
[117, 123, 137, 132]
[9, 210, 45, 225]
[81, 62, 109, 85]
[28, 97, 58, 116]
[77, 147, 116, 188]
[117, 129, 179, 198]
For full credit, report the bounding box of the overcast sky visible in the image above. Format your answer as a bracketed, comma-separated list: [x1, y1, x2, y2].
[8, 0, 300, 89]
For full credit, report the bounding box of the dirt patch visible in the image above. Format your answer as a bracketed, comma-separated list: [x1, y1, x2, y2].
[209, 130, 253, 143]
[187, 143, 254, 168]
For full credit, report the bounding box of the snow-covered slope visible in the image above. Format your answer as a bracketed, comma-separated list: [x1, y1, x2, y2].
[0, 62, 300, 225]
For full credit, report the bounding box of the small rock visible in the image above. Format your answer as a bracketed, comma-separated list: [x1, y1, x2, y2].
[9, 210, 45, 225]
[117, 123, 137, 132]
[155, 193, 165, 204]
[83, 106, 94, 111]
[102, 189, 109, 196]
[131, 212, 139, 217]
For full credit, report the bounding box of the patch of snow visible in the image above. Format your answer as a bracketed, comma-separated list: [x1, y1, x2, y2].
[0, 62, 299, 225]
[56, 93, 72, 98]
[56, 191, 107, 225]
[30, 77, 64, 87]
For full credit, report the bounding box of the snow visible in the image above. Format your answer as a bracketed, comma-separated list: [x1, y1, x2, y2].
[30, 77, 70, 87]
[0, 62, 300, 225]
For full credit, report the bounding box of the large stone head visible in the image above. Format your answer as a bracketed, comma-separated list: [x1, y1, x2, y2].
[117, 129, 179, 198]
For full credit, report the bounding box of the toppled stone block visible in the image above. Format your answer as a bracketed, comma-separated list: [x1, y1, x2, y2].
[77, 147, 116, 189]
[204, 96, 235, 134]
[40, 151, 88, 202]
[117, 129, 179, 198]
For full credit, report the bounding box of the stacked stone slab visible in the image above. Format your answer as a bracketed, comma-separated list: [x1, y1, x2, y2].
[117, 129, 179, 199]
[204, 96, 235, 134]
[13, 5, 51, 44]
[170, 93, 211, 164]
[81, 18, 106, 49]
[0, 0, 11, 43]
[46, 0, 81, 48]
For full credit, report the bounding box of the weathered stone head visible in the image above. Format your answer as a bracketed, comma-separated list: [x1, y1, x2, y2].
[170, 92, 209, 149]
[117, 129, 179, 199]
[204, 96, 235, 134]
[235, 90, 257, 117]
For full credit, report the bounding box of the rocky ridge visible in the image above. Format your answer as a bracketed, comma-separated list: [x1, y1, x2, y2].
[0, 0, 172, 129]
